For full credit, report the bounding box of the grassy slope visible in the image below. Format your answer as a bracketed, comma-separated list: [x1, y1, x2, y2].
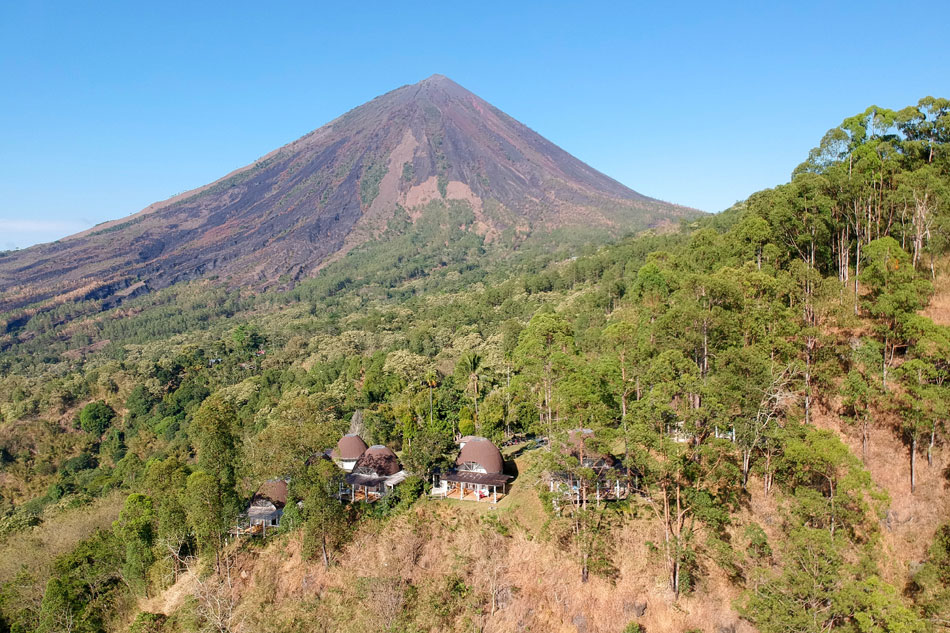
[150, 455, 754, 633]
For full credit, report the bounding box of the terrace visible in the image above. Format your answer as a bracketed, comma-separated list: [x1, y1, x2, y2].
[431, 470, 510, 503]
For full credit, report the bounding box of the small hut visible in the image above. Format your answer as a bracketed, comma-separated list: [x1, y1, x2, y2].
[433, 437, 512, 503]
[332, 434, 369, 472]
[344, 445, 407, 502]
[235, 479, 288, 536]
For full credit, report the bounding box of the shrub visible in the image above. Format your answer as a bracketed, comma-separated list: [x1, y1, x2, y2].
[62, 452, 96, 474]
[129, 612, 167, 633]
[79, 401, 116, 437]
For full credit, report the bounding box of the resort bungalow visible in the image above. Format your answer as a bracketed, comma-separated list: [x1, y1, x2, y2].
[235, 478, 288, 536]
[547, 429, 630, 505]
[343, 444, 408, 502]
[332, 433, 369, 472]
[433, 436, 512, 503]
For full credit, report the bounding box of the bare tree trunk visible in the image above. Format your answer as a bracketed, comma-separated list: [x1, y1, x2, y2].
[854, 233, 861, 315]
[882, 335, 890, 392]
[828, 479, 836, 537]
[741, 449, 751, 489]
[804, 339, 813, 425]
[506, 364, 511, 438]
[929, 422, 936, 467]
[702, 320, 709, 378]
[911, 435, 918, 494]
[862, 418, 870, 463]
[673, 484, 682, 599]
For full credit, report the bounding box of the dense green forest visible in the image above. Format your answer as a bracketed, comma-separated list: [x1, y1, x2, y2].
[1, 98, 949, 633]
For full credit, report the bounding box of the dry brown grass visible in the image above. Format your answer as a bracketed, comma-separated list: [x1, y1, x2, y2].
[0, 490, 125, 584]
[146, 484, 757, 633]
[139, 568, 197, 617]
[921, 268, 950, 326]
[811, 404, 950, 582]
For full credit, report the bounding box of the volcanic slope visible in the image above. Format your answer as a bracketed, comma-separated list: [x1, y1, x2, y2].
[0, 74, 696, 310]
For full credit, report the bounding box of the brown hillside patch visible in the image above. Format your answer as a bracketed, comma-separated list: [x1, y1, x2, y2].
[921, 275, 950, 326]
[208, 492, 755, 633]
[0, 491, 125, 589]
[139, 568, 197, 617]
[811, 405, 950, 582]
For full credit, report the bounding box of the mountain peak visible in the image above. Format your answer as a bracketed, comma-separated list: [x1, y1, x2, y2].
[421, 73, 451, 84]
[407, 73, 467, 99]
[0, 78, 698, 310]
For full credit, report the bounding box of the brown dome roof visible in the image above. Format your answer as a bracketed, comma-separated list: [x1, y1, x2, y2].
[354, 445, 402, 476]
[456, 438, 504, 474]
[251, 479, 288, 509]
[334, 434, 368, 460]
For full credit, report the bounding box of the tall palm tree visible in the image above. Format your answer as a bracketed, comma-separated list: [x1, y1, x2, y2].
[423, 369, 440, 426]
[459, 352, 483, 430]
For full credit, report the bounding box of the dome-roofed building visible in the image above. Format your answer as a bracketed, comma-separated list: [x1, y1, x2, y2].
[344, 445, 407, 502]
[456, 437, 505, 474]
[457, 435, 480, 448]
[434, 437, 512, 503]
[332, 434, 369, 472]
[353, 445, 401, 476]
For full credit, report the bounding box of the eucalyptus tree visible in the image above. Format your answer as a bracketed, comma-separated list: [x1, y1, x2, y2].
[895, 165, 948, 277]
[112, 493, 155, 594]
[513, 311, 577, 440]
[184, 470, 231, 572]
[782, 428, 874, 538]
[603, 311, 654, 464]
[906, 318, 950, 467]
[295, 458, 349, 570]
[629, 410, 739, 598]
[187, 395, 242, 571]
[190, 395, 240, 497]
[142, 457, 191, 584]
[713, 345, 796, 489]
[859, 237, 931, 392]
[895, 317, 950, 494]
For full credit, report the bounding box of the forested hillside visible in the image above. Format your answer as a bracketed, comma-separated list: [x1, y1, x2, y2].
[1, 97, 949, 633]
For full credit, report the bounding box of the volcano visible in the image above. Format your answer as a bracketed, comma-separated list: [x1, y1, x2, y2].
[0, 74, 696, 310]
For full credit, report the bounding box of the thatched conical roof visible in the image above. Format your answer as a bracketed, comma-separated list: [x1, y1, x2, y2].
[251, 479, 288, 509]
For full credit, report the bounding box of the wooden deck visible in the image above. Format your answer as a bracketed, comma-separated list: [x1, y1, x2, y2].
[340, 488, 381, 502]
[432, 485, 506, 503]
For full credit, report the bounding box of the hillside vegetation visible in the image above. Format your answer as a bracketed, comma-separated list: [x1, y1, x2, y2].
[0, 98, 949, 633]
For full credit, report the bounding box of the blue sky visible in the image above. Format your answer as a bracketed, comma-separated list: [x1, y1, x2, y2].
[1, 1, 948, 249]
